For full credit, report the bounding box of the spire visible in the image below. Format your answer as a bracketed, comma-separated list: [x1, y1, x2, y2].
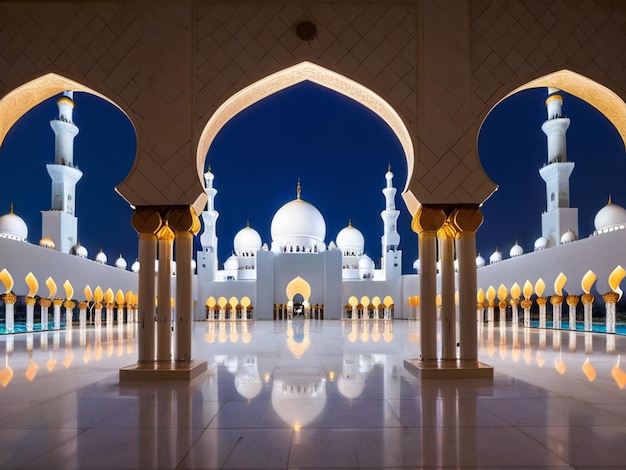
[296, 179, 301, 200]
[348, 218, 352, 227]
[246, 217, 250, 228]
[609, 194, 613, 205]
[387, 162, 391, 172]
[9, 201, 13, 214]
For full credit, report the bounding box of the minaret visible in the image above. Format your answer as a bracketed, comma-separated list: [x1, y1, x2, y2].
[198, 166, 219, 281]
[539, 88, 578, 247]
[41, 91, 83, 253]
[380, 164, 402, 280]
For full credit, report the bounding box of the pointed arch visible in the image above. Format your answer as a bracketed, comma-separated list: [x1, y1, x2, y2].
[0, 73, 137, 151]
[196, 61, 417, 213]
[285, 276, 311, 302]
[480, 70, 626, 150]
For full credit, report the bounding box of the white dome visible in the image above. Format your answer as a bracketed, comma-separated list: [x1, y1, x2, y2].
[95, 250, 107, 264]
[509, 242, 523, 258]
[191, 259, 197, 272]
[358, 254, 375, 271]
[271, 190, 326, 249]
[337, 373, 365, 399]
[234, 225, 262, 254]
[328, 241, 337, 250]
[489, 248, 502, 264]
[39, 236, 55, 249]
[413, 259, 420, 272]
[131, 260, 140, 273]
[115, 255, 127, 269]
[235, 371, 263, 400]
[224, 255, 239, 270]
[73, 243, 88, 258]
[476, 254, 485, 268]
[0, 208, 28, 242]
[336, 222, 364, 255]
[594, 198, 626, 233]
[534, 237, 548, 251]
[560, 228, 577, 244]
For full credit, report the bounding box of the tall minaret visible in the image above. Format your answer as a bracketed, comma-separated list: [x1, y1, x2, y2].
[380, 164, 402, 280]
[197, 167, 219, 281]
[41, 91, 83, 253]
[539, 88, 578, 247]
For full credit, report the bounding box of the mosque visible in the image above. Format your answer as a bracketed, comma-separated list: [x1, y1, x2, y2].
[1, 88, 625, 323]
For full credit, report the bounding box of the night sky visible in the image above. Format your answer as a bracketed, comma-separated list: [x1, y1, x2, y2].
[0, 81, 624, 273]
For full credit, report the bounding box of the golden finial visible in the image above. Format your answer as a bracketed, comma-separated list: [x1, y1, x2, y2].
[9, 201, 14, 214]
[208, 164, 211, 172]
[348, 218, 352, 227]
[296, 179, 301, 200]
[246, 218, 250, 228]
[387, 162, 391, 172]
[608, 194, 613, 205]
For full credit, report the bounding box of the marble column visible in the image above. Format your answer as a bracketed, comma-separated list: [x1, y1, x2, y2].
[157, 224, 174, 362]
[453, 207, 483, 362]
[438, 221, 456, 360]
[132, 208, 162, 364]
[413, 206, 446, 362]
[566, 295, 579, 330]
[170, 207, 199, 363]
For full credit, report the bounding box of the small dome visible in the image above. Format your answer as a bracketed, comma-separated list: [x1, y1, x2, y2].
[358, 254, 375, 279]
[328, 241, 337, 250]
[39, 236, 55, 249]
[594, 197, 626, 233]
[224, 255, 239, 270]
[560, 228, 577, 244]
[191, 259, 197, 272]
[0, 205, 28, 242]
[489, 248, 502, 264]
[131, 260, 140, 273]
[413, 259, 420, 272]
[234, 224, 262, 255]
[509, 242, 523, 258]
[336, 222, 365, 255]
[534, 237, 548, 251]
[95, 249, 107, 264]
[476, 254, 485, 268]
[115, 255, 127, 270]
[72, 243, 88, 258]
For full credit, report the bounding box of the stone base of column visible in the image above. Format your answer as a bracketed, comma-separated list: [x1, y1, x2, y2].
[403, 358, 493, 379]
[119, 360, 207, 381]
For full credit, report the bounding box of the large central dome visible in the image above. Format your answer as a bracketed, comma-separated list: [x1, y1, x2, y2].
[270, 182, 326, 252]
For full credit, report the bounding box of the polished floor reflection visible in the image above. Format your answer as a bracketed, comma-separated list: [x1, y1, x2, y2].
[0, 320, 625, 468]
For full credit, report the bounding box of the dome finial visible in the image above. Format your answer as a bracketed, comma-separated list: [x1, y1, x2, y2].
[246, 217, 250, 228]
[9, 201, 14, 214]
[296, 179, 301, 200]
[388, 162, 391, 172]
[608, 194, 613, 205]
[348, 218, 352, 227]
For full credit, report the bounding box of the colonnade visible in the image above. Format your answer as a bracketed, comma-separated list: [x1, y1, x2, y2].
[413, 205, 483, 365]
[130, 206, 201, 372]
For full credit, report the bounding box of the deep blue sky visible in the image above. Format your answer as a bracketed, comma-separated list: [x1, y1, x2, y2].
[0, 82, 624, 272]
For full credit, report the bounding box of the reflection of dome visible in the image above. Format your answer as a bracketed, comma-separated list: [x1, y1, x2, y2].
[270, 183, 326, 252]
[95, 249, 107, 264]
[72, 243, 88, 258]
[509, 242, 523, 258]
[39, 236, 55, 249]
[561, 228, 577, 244]
[234, 224, 262, 255]
[594, 198, 626, 233]
[337, 373, 365, 399]
[0, 206, 28, 242]
[115, 255, 127, 269]
[534, 237, 548, 251]
[271, 368, 327, 428]
[336, 222, 364, 255]
[489, 248, 502, 264]
[476, 254, 485, 268]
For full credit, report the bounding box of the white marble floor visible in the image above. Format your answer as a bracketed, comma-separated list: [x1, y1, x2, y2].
[0, 320, 625, 469]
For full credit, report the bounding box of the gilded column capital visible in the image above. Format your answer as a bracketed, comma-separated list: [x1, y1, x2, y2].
[603, 292, 619, 303]
[2, 293, 16, 304]
[132, 206, 163, 236]
[581, 293, 595, 305]
[566, 295, 579, 306]
[52, 299, 64, 307]
[169, 206, 201, 235]
[157, 224, 175, 241]
[521, 299, 532, 309]
[39, 298, 52, 308]
[550, 295, 564, 305]
[536, 297, 547, 306]
[411, 205, 446, 234]
[437, 219, 457, 240]
[25, 296, 37, 306]
[451, 206, 483, 236]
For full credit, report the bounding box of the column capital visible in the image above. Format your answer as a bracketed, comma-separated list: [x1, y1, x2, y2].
[451, 206, 483, 235]
[411, 205, 446, 234]
[132, 207, 163, 235]
[168, 206, 201, 235]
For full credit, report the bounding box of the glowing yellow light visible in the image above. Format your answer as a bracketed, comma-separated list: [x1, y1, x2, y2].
[104, 288, 114, 304]
[94, 286, 103, 303]
[581, 270, 597, 294]
[240, 296, 251, 308]
[554, 272, 567, 296]
[24, 272, 38, 297]
[63, 280, 74, 300]
[25, 361, 39, 382]
[486, 286, 496, 302]
[45, 277, 56, 298]
[554, 357, 566, 375]
[84, 285, 93, 302]
[535, 279, 545, 297]
[360, 296, 370, 307]
[0, 269, 13, 294]
[115, 290, 125, 305]
[612, 355, 626, 389]
[383, 296, 393, 308]
[206, 296, 216, 308]
[511, 283, 521, 300]
[497, 284, 508, 302]
[0, 364, 13, 388]
[609, 265, 626, 299]
[477, 288, 485, 304]
[371, 296, 381, 307]
[523, 280, 533, 300]
[348, 296, 358, 307]
[125, 290, 133, 305]
[46, 358, 57, 372]
[582, 358, 596, 382]
[536, 354, 546, 368]
[435, 294, 442, 307]
[218, 296, 227, 308]
[229, 296, 238, 308]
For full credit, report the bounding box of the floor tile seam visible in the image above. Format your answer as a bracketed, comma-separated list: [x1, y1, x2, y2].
[13, 426, 92, 470]
[174, 425, 217, 470]
[204, 398, 231, 428]
[513, 424, 577, 469]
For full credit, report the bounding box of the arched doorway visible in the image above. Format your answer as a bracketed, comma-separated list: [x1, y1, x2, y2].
[285, 276, 312, 319]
